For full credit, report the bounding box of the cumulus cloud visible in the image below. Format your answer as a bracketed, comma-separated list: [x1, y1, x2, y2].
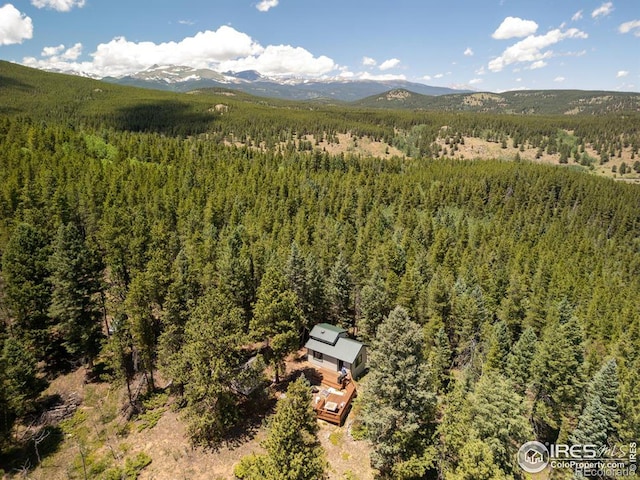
[256, 0, 278, 12]
[616, 70, 629, 78]
[61, 42, 82, 60]
[358, 72, 406, 81]
[554, 76, 565, 82]
[31, 0, 85, 12]
[40, 43, 82, 60]
[572, 10, 583, 22]
[379, 58, 400, 71]
[529, 60, 547, 69]
[492, 17, 539, 40]
[464, 47, 474, 56]
[592, 2, 613, 19]
[362, 56, 377, 66]
[22, 25, 338, 79]
[42, 44, 65, 57]
[469, 78, 482, 85]
[619, 20, 640, 36]
[220, 44, 335, 77]
[0, 4, 33, 45]
[488, 27, 588, 72]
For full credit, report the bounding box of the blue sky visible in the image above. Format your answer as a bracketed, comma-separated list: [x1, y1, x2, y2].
[0, 0, 638, 92]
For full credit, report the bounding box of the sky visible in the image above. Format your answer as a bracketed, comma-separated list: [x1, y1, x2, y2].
[0, 0, 638, 92]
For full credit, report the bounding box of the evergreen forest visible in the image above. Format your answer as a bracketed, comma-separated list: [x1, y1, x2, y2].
[0, 61, 639, 479]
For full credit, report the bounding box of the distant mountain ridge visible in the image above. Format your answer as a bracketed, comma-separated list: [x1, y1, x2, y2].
[100, 64, 470, 101]
[355, 88, 640, 115]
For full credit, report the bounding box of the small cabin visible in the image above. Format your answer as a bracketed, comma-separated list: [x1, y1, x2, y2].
[304, 323, 367, 379]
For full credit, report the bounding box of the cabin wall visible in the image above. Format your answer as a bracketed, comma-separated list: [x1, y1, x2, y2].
[350, 349, 367, 379]
[307, 349, 339, 372]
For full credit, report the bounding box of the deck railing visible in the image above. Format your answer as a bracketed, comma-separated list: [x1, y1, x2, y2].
[304, 365, 357, 426]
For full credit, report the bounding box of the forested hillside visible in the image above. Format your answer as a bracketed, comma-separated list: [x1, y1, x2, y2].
[355, 88, 640, 115]
[1, 64, 640, 479]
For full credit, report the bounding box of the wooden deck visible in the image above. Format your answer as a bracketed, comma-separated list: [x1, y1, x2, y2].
[302, 364, 357, 426]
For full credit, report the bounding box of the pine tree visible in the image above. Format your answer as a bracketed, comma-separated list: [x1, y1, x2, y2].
[451, 283, 487, 370]
[125, 271, 159, 391]
[357, 270, 390, 343]
[217, 225, 255, 321]
[506, 327, 538, 393]
[360, 306, 437, 478]
[158, 250, 201, 381]
[446, 437, 503, 480]
[571, 395, 609, 447]
[0, 336, 42, 447]
[469, 371, 532, 476]
[48, 222, 104, 368]
[571, 358, 620, 445]
[176, 290, 244, 446]
[250, 263, 305, 383]
[234, 377, 326, 480]
[327, 253, 354, 329]
[1, 222, 52, 361]
[285, 244, 327, 329]
[437, 380, 472, 474]
[428, 326, 452, 393]
[302, 252, 327, 327]
[485, 320, 511, 372]
[531, 311, 585, 442]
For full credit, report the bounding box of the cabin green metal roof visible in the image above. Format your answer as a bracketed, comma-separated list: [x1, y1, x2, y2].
[309, 323, 347, 346]
[305, 336, 365, 364]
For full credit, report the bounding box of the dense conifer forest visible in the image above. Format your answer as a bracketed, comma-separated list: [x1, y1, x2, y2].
[1, 63, 639, 479]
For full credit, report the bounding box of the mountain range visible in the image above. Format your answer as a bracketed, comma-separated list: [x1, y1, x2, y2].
[100, 64, 470, 101]
[354, 88, 640, 114]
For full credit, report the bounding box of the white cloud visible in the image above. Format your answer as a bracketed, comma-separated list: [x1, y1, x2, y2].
[464, 47, 474, 56]
[22, 26, 337, 78]
[434, 73, 444, 79]
[469, 78, 483, 85]
[357, 72, 406, 81]
[31, 42, 83, 69]
[475, 66, 486, 75]
[62, 42, 82, 60]
[178, 20, 195, 26]
[256, 0, 278, 12]
[529, 60, 547, 69]
[220, 44, 335, 77]
[488, 27, 588, 72]
[31, 0, 85, 12]
[41, 43, 82, 60]
[619, 20, 640, 36]
[492, 17, 538, 40]
[617, 70, 629, 78]
[362, 56, 377, 66]
[81, 27, 262, 77]
[42, 44, 65, 57]
[554, 76, 565, 82]
[379, 58, 400, 71]
[0, 4, 33, 45]
[572, 10, 583, 22]
[592, 2, 613, 19]
[422, 75, 432, 81]
[21, 24, 340, 80]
